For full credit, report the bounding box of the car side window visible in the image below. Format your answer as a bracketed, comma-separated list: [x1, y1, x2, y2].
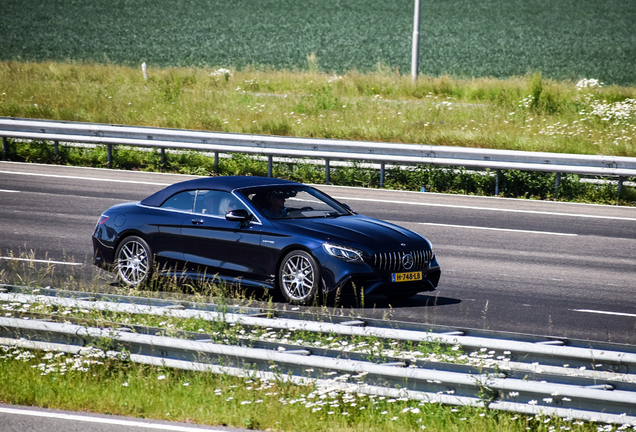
[193, 190, 246, 216]
[160, 191, 195, 212]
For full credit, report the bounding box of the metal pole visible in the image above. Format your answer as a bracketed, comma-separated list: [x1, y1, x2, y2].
[107, 144, 113, 169]
[214, 151, 219, 172]
[380, 163, 386, 188]
[555, 172, 561, 199]
[495, 171, 500, 196]
[160, 148, 166, 172]
[411, 0, 421, 82]
[267, 155, 273, 178]
[325, 159, 331, 184]
[54, 140, 59, 157]
[2, 137, 7, 160]
[618, 177, 625, 197]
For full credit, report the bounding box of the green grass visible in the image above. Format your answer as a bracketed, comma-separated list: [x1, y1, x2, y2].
[0, 256, 621, 431]
[1, 0, 635, 86]
[0, 346, 602, 432]
[1, 62, 634, 157]
[1, 61, 635, 205]
[0, 272, 605, 432]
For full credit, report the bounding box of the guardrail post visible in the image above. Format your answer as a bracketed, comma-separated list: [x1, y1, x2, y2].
[2, 137, 7, 160]
[267, 155, 273, 177]
[107, 144, 113, 169]
[54, 140, 59, 157]
[495, 171, 500, 196]
[380, 163, 386, 188]
[160, 148, 166, 172]
[618, 176, 625, 197]
[214, 151, 219, 172]
[555, 172, 561, 199]
[325, 158, 331, 184]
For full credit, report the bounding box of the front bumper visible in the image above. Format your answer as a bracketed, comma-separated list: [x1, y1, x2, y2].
[313, 246, 441, 297]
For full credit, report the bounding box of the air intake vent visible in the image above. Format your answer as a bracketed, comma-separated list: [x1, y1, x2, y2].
[373, 250, 432, 272]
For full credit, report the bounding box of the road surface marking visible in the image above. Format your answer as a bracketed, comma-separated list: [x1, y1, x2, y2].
[336, 196, 636, 222]
[0, 257, 83, 266]
[0, 406, 227, 431]
[573, 309, 636, 318]
[0, 170, 171, 186]
[417, 222, 577, 236]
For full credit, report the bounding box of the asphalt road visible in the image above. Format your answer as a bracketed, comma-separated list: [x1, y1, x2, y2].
[0, 404, 253, 432]
[1, 161, 636, 344]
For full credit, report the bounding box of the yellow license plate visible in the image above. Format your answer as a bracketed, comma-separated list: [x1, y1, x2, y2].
[391, 271, 422, 282]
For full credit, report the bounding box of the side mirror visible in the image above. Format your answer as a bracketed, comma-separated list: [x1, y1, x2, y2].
[226, 209, 253, 225]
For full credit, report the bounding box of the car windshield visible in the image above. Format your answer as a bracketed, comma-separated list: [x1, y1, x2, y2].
[241, 186, 350, 219]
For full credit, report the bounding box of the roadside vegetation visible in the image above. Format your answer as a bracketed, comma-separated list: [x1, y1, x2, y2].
[2, 0, 635, 428]
[1, 61, 636, 205]
[0, 345, 605, 432]
[0, 255, 611, 432]
[1, 0, 635, 85]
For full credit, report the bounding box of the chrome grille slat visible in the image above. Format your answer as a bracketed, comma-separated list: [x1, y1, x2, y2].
[373, 249, 433, 272]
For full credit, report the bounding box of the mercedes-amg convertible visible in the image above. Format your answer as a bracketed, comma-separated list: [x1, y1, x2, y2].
[92, 176, 441, 305]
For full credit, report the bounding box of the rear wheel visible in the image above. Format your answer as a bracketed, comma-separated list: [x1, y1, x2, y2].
[278, 250, 321, 305]
[115, 236, 153, 287]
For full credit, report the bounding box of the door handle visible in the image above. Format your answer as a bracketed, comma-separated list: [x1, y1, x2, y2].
[191, 219, 204, 225]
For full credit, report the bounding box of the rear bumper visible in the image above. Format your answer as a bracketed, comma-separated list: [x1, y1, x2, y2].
[92, 235, 115, 270]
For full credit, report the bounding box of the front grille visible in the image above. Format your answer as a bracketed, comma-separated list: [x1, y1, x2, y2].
[373, 250, 433, 272]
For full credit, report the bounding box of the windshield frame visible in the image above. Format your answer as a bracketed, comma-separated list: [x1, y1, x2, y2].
[238, 185, 352, 220]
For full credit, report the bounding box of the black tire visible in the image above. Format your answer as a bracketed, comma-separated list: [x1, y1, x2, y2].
[278, 250, 321, 305]
[115, 236, 153, 287]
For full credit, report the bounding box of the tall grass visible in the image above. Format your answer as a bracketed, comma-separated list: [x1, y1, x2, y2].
[0, 263, 605, 432]
[0, 347, 602, 432]
[1, 61, 635, 157]
[0, 254, 621, 431]
[1, 61, 635, 205]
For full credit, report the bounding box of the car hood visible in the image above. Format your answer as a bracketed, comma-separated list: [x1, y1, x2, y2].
[274, 215, 430, 251]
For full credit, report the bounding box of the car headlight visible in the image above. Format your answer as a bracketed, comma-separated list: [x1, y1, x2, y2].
[323, 243, 364, 263]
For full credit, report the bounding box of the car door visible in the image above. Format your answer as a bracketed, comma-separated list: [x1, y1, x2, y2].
[147, 190, 195, 270]
[179, 190, 270, 285]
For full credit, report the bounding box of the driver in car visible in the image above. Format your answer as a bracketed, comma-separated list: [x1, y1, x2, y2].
[262, 191, 288, 218]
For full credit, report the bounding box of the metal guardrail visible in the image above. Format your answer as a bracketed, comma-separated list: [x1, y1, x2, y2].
[2, 117, 636, 191]
[3, 285, 636, 374]
[2, 316, 636, 425]
[4, 285, 636, 423]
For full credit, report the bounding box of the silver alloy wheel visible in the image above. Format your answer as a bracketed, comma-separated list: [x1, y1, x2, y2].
[116, 237, 150, 286]
[280, 251, 317, 303]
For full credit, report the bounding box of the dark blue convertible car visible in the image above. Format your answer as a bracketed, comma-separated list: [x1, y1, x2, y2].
[92, 176, 441, 305]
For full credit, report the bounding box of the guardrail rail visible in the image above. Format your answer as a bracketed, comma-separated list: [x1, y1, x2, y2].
[2, 117, 636, 193]
[2, 284, 636, 425]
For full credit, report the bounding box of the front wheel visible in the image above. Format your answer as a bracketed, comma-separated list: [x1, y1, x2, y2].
[278, 250, 321, 305]
[115, 236, 153, 287]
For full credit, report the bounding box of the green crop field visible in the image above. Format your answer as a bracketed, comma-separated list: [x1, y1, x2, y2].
[1, 0, 635, 85]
